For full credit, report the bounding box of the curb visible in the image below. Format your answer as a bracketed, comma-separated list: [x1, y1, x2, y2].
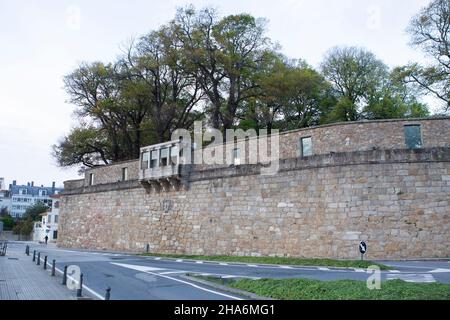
[181, 274, 274, 301]
[140, 254, 387, 271]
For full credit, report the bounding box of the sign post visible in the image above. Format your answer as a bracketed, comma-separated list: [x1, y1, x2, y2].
[359, 241, 367, 260]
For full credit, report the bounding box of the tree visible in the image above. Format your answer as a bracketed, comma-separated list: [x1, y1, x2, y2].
[53, 126, 111, 168]
[172, 6, 274, 131]
[243, 56, 335, 131]
[397, 0, 449, 111]
[0, 215, 15, 230]
[321, 46, 389, 121]
[12, 203, 49, 238]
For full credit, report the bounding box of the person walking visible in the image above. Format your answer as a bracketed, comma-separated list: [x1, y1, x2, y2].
[44, 235, 48, 244]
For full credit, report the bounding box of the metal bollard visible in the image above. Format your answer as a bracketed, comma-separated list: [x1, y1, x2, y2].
[62, 266, 68, 285]
[76, 273, 84, 297]
[43, 256, 47, 270]
[51, 260, 56, 276]
[25, 245, 30, 256]
[37, 252, 41, 265]
[32, 250, 36, 262]
[146, 243, 149, 253]
[105, 287, 111, 300]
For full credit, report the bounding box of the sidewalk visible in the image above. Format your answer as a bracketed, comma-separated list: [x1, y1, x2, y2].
[0, 246, 75, 300]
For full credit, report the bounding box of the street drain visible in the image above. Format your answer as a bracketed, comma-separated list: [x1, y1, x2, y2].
[8, 258, 18, 260]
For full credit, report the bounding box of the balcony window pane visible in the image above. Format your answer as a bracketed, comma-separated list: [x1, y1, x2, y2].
[160, 148, 169, 166]
[233, 148, 241, 165]
[141, 151, 150, 169]
[170, 146, 178, 165]
[404, 125, 422, 149]
[150, 150, 158, 168]
[301, 137, 313, 157]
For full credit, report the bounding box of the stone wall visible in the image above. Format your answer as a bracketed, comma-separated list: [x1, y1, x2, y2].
[58, 146, 450, 259]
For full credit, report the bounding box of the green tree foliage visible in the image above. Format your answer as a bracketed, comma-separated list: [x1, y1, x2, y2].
[395, 0, 449, 112]
[12, 203, 49, 237]
[0, 215, 15, 230]
[54, 5, 433, 169]
[321, 46, 430, 123]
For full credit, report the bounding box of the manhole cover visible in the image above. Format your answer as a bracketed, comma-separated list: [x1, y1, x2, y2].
[8, 258, 18, 260]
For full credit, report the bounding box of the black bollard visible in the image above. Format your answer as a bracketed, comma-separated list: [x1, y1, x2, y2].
[37, 252, 41, 265]
[32, 250, 36, 262]
[146, 243, 149, 253]
[51, 260, 56, 276]
[43, 256, 47, 270]
[25, 245, 30, 256]
[105, 287, 111, 300]
[76, 273, 84, 297]
[62, 266, 68, 285]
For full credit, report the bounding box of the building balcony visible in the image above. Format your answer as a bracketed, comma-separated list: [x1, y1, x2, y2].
[139, 139, 187, 192]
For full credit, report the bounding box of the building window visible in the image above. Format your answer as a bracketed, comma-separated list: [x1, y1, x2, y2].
[53, 230, 58, 239]
[39, 190, 47, 197]
[150, 150, 159, 168]
[54, 215, 58, 223]
[160, 148, 169, 166]
[122, 167, 128, 181]
[300, 137, 313, 157]
[54, 201, 59, 209]
[89, 173, 95, 186]
[404, 125, 422, 149]
[141, 151, 150, 169]
[19, 189, 27, 195]
[232, 148, 241, 165]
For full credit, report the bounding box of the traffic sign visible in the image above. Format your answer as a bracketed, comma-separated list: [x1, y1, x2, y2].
[359, 241, 367, 260]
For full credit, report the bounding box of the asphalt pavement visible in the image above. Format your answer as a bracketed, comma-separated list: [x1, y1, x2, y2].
[5, 242, 450, 300]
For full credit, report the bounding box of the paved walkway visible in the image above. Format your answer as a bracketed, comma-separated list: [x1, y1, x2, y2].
[0, 245, 76, 300]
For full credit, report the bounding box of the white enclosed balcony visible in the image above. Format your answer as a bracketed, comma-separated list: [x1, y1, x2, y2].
[139, 139, 185, 191]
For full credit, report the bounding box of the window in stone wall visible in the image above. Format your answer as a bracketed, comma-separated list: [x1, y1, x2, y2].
[141, 151, 150, 169]
[160, 148, 169, 166]
[150, 150, 158, 168]
[300, 137, 313, 157]
[89, 173, 95, 186]
[122, 167, 128, 181]
[404, 125, 422, 149]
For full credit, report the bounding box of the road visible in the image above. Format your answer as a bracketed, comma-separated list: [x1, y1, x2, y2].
[6, 242, 450, 300]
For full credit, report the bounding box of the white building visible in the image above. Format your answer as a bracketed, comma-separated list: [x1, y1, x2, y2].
[33, 194, 60, 243]
[0, 188, 11, 215]
[9, 180, 62, 218]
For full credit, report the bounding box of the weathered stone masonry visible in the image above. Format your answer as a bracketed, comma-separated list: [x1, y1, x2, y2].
[59, 118, 450, 259]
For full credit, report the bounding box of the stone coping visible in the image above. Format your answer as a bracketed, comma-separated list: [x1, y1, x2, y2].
[61, 147, 450, 196]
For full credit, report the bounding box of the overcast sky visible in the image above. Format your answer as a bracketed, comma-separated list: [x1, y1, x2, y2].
[0, 0, 435, 188]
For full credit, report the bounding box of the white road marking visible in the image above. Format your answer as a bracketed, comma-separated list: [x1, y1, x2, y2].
[111, 263, 166, 272]
[176, 259, 183, 262]
[429, 268, 450, 273]
[154, 257, 161, 260]
[388, 270, 400, 273]
[387, 274, 436, 283]
[279, 266, 294, 269]
[219, 263, 228, 266]
[247, 264, 258, 267]
[318, 267, 330, 271]
[196, 261, 203, 264]
[159, 271, 187, 275]
[112, 263, 242, 300]
[354, 268, 365, 273]
[221, 275, 237, 279]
